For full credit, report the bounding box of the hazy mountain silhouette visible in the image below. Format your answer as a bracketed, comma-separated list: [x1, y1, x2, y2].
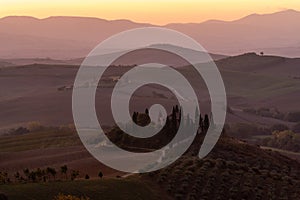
[166, 9, 300, 57]
[0, 16, 152, 59]
[0, 9, 300, 59]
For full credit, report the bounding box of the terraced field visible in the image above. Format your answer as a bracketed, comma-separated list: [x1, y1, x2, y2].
[0, 127, 80, 152]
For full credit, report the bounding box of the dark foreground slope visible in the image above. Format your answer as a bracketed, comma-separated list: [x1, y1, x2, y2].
[0, 178, 169, 200]
[1, 129, 300, 200]
[142, 133, 300, 200]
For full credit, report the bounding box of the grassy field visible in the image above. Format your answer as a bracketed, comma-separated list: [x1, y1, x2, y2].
[0, 178, 165, 200]
[0, 127, 81, 152]
[180, 65, 300, 100]
[220, 69, 300, 99]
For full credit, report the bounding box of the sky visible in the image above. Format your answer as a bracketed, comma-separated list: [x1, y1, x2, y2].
[1, 0, 300, 25]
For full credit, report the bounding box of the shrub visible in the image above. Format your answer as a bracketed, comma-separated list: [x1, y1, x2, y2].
[0, 193, 7, 200]
[270, 124, 289, 132]
[292, 122, 300, 133]
[8, 127, 29, 135]
[98, 171, 103, 178]
[53, 194, 90, 200]
[285, 112, 300, 122]
[27, 121, 43, 132]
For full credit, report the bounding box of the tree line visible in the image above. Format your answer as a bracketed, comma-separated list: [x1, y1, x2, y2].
[0, 165, 104, 185]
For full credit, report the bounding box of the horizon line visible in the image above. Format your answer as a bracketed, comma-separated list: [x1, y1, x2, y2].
[0, 8, 298, 26]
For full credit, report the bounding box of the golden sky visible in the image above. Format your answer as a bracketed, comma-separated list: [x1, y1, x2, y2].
[1, 0, 300, 25]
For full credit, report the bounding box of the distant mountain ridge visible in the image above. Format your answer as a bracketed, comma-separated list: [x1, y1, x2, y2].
[0, 9, 300, 59]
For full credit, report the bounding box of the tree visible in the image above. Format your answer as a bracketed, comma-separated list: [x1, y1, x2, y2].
[98, 171, 103, 179]
[14, 172, 20, 182]
[199, 114, 204, 132]
[23, 168, 30, 181]
[60, 165, 68, 180]
[175, 105, 179, 113]
[178, 107, 182, 122]
[85, 174, 90, 180]
[29, 171, 37, 182]
[285, 111, 300, 122]
[135, 113, 150, 126]
[35, 168, 44, 181]
[145, 108, 149, 115]
[0, 172, 9, 184]
[9, 126, 29, 135]
[27, 121, 43, 132]
[165, 117, 170, 129]
[271, 124, 289, 132]
[71, 170, 79, 181]
[47, 167, 57, 181]
[132, 112, 138, 123]
[204, 114, 210, 131]
[292, 122, 300, 133]
[260, 52, 264, 56]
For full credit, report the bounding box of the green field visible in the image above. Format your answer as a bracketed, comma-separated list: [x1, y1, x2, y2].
[0, 178, 164, 200]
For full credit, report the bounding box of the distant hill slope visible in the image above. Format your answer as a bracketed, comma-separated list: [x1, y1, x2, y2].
[217, 53, 300, 77]
[215, 53, 300, 112]
[0, 59, 13, 67]
[0, 58, 80, 67]
[0, 44, 226, 67]
[0, 10, 300, 58]
[0, 53, 299, 130]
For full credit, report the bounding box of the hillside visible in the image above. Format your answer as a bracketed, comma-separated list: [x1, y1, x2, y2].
[0, 101, 300, 199]
[143, 134, 300, 200]
[2, 129, 300, 200]
[0, 178, 168, 200]
[0, 126, 122, 180]
[0, 52, 299, 130]
[216, 53, 300, 113]
[1, 10, 300, 58]
[0, 58, 80, 67]
[217, 53, 300, 77]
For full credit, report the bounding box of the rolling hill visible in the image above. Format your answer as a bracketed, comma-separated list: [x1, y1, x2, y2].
[1, 9, 300, 59]
[143, 133, 300, 200]
[217, 53, 300, 77]
[0, 53, 299, 131]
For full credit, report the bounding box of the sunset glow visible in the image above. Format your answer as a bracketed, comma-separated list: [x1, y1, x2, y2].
[1, 0, 300, 24]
